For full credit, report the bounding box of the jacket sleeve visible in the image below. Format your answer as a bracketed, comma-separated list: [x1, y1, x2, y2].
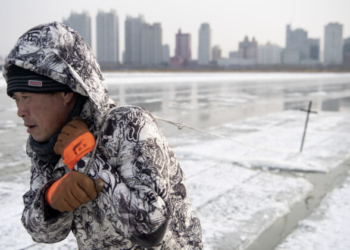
[91, 106, 173, 247]
[21, 162, 74, 243]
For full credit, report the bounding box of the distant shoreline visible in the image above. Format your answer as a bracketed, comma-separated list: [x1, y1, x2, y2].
[101, 69, 350, 73]
[1, 70, 350, 75]
[1, 67, 350, 74]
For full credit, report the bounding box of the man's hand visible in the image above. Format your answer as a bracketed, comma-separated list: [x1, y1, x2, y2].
[46, 172, 104, 212]
[54, 116, 90, 156]
[54, 117, 95, 170]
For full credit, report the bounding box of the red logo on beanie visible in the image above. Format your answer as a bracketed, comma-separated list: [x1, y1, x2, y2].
[28, 80, 42, 87]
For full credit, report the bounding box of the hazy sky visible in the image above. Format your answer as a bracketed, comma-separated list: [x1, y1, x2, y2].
[0, 0, 349, 61]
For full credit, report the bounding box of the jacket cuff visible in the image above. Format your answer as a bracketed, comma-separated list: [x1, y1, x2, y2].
[41, 179, 62, 220]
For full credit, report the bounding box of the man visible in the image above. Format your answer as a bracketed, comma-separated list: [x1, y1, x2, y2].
[3, 22, 202, 249]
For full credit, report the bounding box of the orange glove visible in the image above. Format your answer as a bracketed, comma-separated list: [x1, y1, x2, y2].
[46, 171, 104, 212]
[54, 117, 95, 170]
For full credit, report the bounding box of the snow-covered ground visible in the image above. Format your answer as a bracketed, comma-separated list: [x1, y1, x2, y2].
[173, 110, 350, 173]
[276, 171, 350, 250]
[170, 110, 350, 249]
[0, 72, 349, 249]
[1, 110, 349, 249]
[0, 172, 78, 250]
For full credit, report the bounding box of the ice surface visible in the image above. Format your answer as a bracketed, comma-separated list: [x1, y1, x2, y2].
[181, 159, 312, 250]
[0, 110, 326, 250]
[0, 71, 349, 249]
[101, 72, 350, 85]
[276, 171, 350, 250]
[175, 111, 350, 173]
[169, 110, 350, 249]
[0, 172, 77, 250]
[2, 71, 350, 87]
[1, 110, 349, 249]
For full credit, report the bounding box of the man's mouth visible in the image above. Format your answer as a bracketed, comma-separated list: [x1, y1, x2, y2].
[25, 124, 37, 132]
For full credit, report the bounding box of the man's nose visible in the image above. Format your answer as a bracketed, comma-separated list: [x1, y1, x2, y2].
[17, 102, 28, 118]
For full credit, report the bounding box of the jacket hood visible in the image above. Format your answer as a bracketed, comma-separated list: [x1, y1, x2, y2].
[3, 21, 115, 128]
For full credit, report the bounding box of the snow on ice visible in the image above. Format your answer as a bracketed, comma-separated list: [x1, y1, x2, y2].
[276, 171, 350, 250]
[0, 72, 349, 249]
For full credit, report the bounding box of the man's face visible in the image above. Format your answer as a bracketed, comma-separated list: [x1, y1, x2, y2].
[12, 92, 72, 142]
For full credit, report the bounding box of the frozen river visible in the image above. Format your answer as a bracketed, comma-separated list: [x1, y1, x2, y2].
[0, 72, 350, 249]
[104, 72, 350, 136]
[0, 71, 349, 175]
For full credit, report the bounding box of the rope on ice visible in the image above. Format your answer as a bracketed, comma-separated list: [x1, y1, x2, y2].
[153, 115, 292, 154]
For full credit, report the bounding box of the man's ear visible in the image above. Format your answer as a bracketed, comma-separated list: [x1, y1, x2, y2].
[61, 92, 76, 105]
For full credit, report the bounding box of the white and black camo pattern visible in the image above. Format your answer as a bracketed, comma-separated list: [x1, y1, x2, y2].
[3, 22, 203, 249]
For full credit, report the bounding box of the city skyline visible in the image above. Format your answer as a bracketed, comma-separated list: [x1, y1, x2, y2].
[0, 0, 349, 60]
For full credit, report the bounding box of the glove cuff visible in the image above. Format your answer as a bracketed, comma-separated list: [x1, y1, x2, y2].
[63, 132, 96, 170]
[46, 173, 70, 206]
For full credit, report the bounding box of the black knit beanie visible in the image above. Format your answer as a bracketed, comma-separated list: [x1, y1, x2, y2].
[6, 65, 72, 97]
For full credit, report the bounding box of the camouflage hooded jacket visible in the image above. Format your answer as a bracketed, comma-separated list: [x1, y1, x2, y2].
[3, 22, 202, 250]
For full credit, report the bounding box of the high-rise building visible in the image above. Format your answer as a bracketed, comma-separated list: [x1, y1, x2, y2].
[162, 45, 170, 64]
[63, 11, 92, 47]
[198, 23, 211, 65]
[343, 37, 350, 66]
[324, 23, 343, 65]
[175, 30, 191, 61]
[283, 24, 320, 65]
[238, 36, 258, 60]
[125, 16, 162, 67]
[283, 25, 308, 64]
[282, 49, 300, 65]
[286, 25, 309, 60]
[124, 15, 144, 65]
[212, 45, 222, 61]
[152, 23, 162, 66]
[140, 23, 162, 66]
[257, 43, 282, 65]
[308, 39, 320, 61]
[96, 10, 119, 64]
